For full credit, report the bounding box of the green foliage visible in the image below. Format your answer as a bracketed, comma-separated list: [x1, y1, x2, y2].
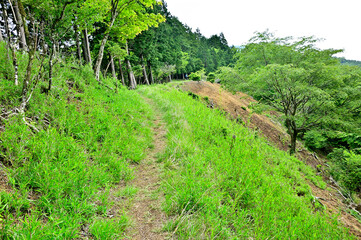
[207, 72, 216, 83]
[222, 30, 361, 155]
[189, 72, 200, 81]
[215, 66, 243, 88]
[189, 69, 206, 81]
[329, 150, 361, 192]
[157, 64, 176, 80]
[130, 5, 236, 79]
[139, 84, 351, 239]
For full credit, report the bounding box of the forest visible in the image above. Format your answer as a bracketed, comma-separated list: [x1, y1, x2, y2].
[0, 0, 361, 239]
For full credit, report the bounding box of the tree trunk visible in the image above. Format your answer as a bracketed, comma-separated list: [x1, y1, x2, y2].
[147, 61, 154, 84]
[20, 47, 35, 111]
[11, 44, 18, 86]
[55, 40, 60, 54]
[125, 41, 137, 89]
[110, 54, 116, 79]
[290, 130, 297, 155]
[118, 59, 126, 86]
[126, 58, 137, 89]
[74, 24, 82, 64]
[286, 118, 297, 155]
[2, 2, 18, 85]
[82, 29, 91, 64]
[103, 61, 111, 78]
[12, 0, 27, 50]
[0, 29, 3, 41]
[1, 2, 10, 43]
[94, 36, 108, 81]
[40, 21, 47, 55]
[48, 42, 56, 92]
[94, 11, 118, 82]
[141, 55, 150, 85]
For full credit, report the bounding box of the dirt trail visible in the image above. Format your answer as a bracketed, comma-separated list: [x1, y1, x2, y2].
[126, 98, 168, 240]
[181, 81, 361, 238]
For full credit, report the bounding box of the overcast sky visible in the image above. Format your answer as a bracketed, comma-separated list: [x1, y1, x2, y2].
[164, 0, 361, 61]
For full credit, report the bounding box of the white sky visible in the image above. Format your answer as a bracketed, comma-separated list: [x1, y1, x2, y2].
[165, 0, 361, 61]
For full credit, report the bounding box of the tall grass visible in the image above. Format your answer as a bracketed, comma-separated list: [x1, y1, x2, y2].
[140, 84, 353, 239]
[0, 53, 153, 238]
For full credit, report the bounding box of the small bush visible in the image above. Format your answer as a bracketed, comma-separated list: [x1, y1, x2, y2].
[189, 72, 201, 81]
[207, 72, 216, 83]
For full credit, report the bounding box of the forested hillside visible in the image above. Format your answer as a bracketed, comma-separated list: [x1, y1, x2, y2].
[0, 0, 361, 239]
[217, 31, 361, 194]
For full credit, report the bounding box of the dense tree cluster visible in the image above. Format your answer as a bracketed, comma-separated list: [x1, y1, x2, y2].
[219, 31, 361, 156]
[127, 1, 235, 83]
[0, 0, 235, 95]
[217, 31, 361, 192]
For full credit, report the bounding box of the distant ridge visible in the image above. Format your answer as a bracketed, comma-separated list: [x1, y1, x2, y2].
[338, 57, 361, 67]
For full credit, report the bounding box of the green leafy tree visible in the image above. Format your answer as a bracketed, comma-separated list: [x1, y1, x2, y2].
[226, 30, 359, 155]
[251, 64, 333, 154]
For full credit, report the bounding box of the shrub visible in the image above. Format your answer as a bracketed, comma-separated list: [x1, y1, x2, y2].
[207, 72, 216, 83]
[329, 149, 361, 192]
[189, 72, 201, 81]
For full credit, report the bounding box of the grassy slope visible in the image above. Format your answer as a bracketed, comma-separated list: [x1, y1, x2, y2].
[140, 84, 353, 239]
[0, 53, 154, 238]
[0, 40, 355, 238]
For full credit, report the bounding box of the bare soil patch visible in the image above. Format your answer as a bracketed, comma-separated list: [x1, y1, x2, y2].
[126, 99, 168, 240]
[181, 80, 361, 238]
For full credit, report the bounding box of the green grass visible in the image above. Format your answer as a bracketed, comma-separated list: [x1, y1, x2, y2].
[139, 84, 353, 239]
[0, 57, 153, 238]
[0, 40, 355, 238]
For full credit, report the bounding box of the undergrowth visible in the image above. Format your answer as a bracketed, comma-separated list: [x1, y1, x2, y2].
[0, 54, 153, 238]
[139, 84, 353, 239]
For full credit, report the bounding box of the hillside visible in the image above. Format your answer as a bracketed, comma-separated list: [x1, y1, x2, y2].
[1, 0, 361, 238]
[0, 62, 358, 238]
[181, 80, 361, 237]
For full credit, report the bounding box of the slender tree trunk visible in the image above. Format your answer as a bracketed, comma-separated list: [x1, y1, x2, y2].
[286, 118, 297, 155]
[103, 61, 111, 78]
[74, 24, 82, 64]
[82, 29, 91, 64]
[125, 41, 137, 89]
[148, 63, 154, 84]
[55, 40, 60, 54]
[1, 2, 10, 43]
[110, 54, 116, 79]
[290, 130, 297, 155]
[126, 58, 137, 89]
[20, 47, 35, 110]
[11, 44, 18, 86]
[0, 29, 3, 41]
[40, 21, 47, 55]
[94, 10, 118, 82]
[48, 42, 56, 92]
[141, 55, 150, 85]
[94, 36, 109, 81]
[118, 59, 125, 86]
[12, 0, 27, 50]
[2, 2, 18, 85]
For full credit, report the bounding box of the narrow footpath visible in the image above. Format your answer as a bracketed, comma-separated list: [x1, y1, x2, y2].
[126, 98, 169, 240]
